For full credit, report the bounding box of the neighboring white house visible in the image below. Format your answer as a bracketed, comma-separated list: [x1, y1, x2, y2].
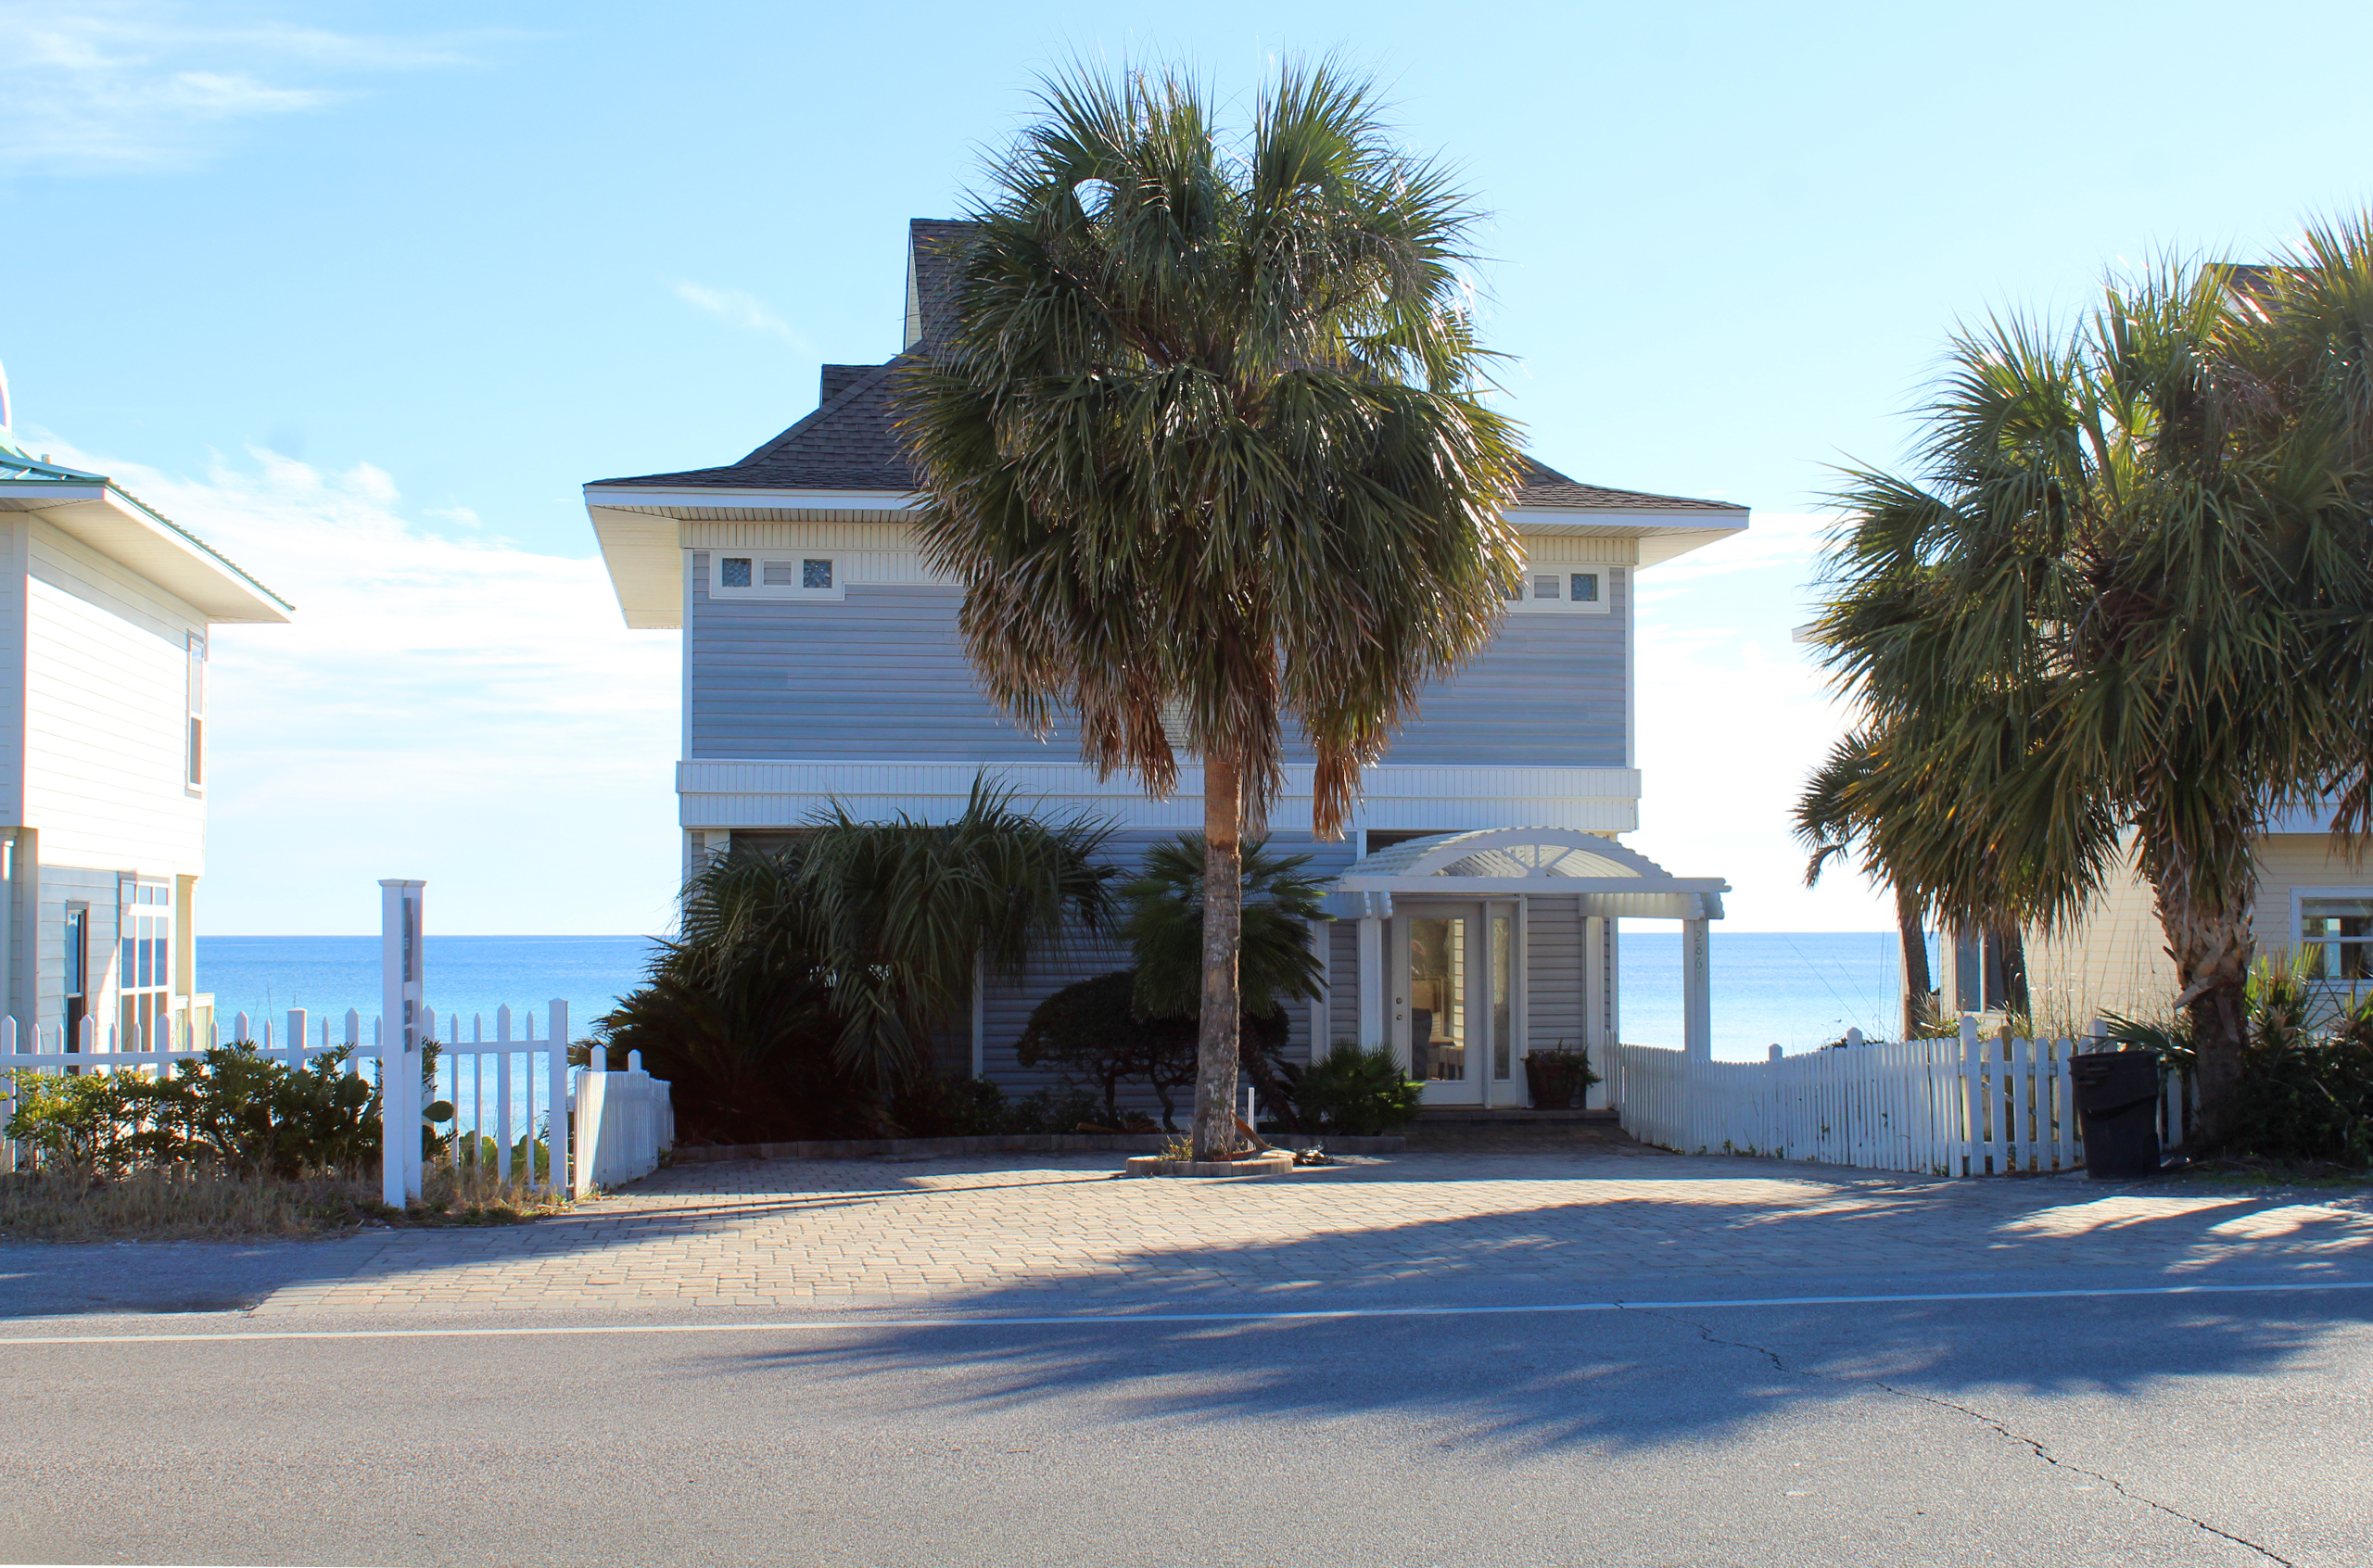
[585, 221, 1751, 1107]
[0, 367, 290, 1052]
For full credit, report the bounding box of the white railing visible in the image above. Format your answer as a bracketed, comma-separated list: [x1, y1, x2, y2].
[0, 1000, 676, 1195]
[572, 1045, 676, 1197]
[1605, 1018, 2194, 1176]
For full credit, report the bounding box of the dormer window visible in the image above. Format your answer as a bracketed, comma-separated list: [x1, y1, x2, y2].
[710, 553, 846, 601]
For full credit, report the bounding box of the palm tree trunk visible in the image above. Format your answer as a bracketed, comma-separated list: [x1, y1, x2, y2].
[1994, 926, 2031, 1017]
[1190, 756, 1245, 1161]
[2159, 893, 2254, 1148]
[1895, 885, 1933, 1040]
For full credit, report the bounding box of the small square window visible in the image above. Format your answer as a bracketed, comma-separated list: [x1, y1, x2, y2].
[1533, 575, 1560, 600]
[1504, 578, 1525, 602]
[803, 559, 833, 589]
[762, 561, 794, 587]
[1570, 572, 1600, 603]
[720, 557, 753, 588]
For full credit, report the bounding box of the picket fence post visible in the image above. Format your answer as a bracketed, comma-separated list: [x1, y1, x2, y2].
[548, 999, 570, 1198]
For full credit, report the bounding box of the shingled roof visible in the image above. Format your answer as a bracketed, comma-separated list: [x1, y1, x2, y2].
[590, 219, 1745, 514]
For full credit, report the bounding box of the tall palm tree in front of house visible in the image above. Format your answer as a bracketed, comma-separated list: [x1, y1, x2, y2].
[1809, 235, 2373, 1142]
[900, 64, 1524, 1160]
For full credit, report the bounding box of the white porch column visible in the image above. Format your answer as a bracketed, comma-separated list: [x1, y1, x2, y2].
[1682, 910, 1712, 1062]
[1356, 904, 1384, 1053]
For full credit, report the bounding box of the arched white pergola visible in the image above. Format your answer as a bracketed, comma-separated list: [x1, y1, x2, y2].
[1322, 828, 1731, 1069]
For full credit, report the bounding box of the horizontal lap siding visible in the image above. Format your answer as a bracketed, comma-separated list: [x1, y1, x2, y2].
[23, 522, 209, 872]
[689, 561, 1629, 770]
[1526, 897, 1587, 1051]
[1383, 570, 1628, 766]
[690, 572, 1066, 761]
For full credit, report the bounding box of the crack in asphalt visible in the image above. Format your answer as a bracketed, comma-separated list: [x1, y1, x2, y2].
[1641, 1309, 2300, 1567]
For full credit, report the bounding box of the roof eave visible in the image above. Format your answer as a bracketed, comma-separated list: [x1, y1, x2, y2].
[1508, 505, 1750, 568]
[0, 480, 293, 623]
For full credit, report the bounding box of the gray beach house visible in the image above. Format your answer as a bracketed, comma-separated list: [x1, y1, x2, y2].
[585, 221, 1748, 1108]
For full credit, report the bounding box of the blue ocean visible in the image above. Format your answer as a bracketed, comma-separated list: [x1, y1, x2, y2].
[197, 930, 1908, 1062]
[196, 935, 663, 1043]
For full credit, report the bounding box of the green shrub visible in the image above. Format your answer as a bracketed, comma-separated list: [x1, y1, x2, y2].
[1015, 968, 1292, 1130]
[1002, 1085, 1104, 1135]
[5, 1071, 173, 1174]
[1288, 1045, 1423, 1136]
[6, 1044, 382, 1179]
[2106, 960, 2373, 1166]
[889, 1073, 1010, 1137]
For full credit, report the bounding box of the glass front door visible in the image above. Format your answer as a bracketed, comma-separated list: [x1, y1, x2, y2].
[1393, 902, 1521, 1106]
[1396, 904, 1484, 1105]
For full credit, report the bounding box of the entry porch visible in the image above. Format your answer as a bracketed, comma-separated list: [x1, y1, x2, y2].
[1319, 828, 1730, 1108]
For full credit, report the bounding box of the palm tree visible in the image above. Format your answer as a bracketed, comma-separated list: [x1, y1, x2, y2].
[1122, 833, 1326, 1019]
[900, 63, 1524, 1159]
[1795, 731, 1935, 1039]
[1809, 234, 2373, 1140]
[596, 778, 1117, 1138]
[798, 779, 1119, 1083]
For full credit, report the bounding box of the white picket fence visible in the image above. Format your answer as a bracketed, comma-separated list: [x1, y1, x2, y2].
[0, 1000, 672, 1195]
[1605, 1017, 2195, 1176]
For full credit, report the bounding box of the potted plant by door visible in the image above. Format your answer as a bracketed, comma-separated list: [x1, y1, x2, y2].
[1524, 1044, 1599, 1110]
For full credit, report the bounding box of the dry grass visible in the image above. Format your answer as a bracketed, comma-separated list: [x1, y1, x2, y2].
[0, 1163, 574, 1242]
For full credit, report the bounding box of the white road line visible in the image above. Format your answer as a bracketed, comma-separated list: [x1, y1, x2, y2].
[1, 1277, 2370, 1346]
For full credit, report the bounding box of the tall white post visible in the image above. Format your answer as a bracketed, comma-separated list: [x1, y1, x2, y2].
[286, 1008, 308, 1072]
[1681, 914, 1712, 1062]
[380, 879, 425, 1206]
[547, 998, 569, 1197]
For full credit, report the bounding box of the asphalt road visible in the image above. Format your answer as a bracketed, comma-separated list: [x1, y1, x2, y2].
[4, 1268, 2368, 1567]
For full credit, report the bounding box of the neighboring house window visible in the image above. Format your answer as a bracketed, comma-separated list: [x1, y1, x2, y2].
[1569, 572, 1600, 603]
[2300, 897, 2373, 983]
[710, 552, 844, 601]
[118, 880, 174, 1050]
[64, 904, 89, 1051]
[186, 632, 207, 789]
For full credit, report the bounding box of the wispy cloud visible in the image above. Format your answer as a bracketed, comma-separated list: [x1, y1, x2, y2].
[671, 281, 809, 348]
[0, 1, 476, 173]
[39, 436, 682, 935]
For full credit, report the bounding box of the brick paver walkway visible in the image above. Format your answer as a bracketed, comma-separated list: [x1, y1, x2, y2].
[241, 1149, 2373, 1317]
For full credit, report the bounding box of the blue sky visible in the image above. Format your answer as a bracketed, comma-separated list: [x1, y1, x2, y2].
[6, 0, 2373, 934]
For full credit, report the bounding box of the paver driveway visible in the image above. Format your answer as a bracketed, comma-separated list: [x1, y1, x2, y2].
[224, 1147, 2373, 1317]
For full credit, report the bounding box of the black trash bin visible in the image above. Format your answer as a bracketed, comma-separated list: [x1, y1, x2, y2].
[2070, 1050, 2162, 1178]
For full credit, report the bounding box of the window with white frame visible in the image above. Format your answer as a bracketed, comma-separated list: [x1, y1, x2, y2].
[118, 879, 174, 1049]
[710, 552, 846, 601]
[2300, 896, 2373, 983]
[1504, 563, 1613, 613]
[185, 631, 206, 789]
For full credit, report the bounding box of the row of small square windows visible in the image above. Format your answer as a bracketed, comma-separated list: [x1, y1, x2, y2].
[720, 557, 833, 589]
[720, 556, 1596, 602]
[1513, 572, 1601, 602]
